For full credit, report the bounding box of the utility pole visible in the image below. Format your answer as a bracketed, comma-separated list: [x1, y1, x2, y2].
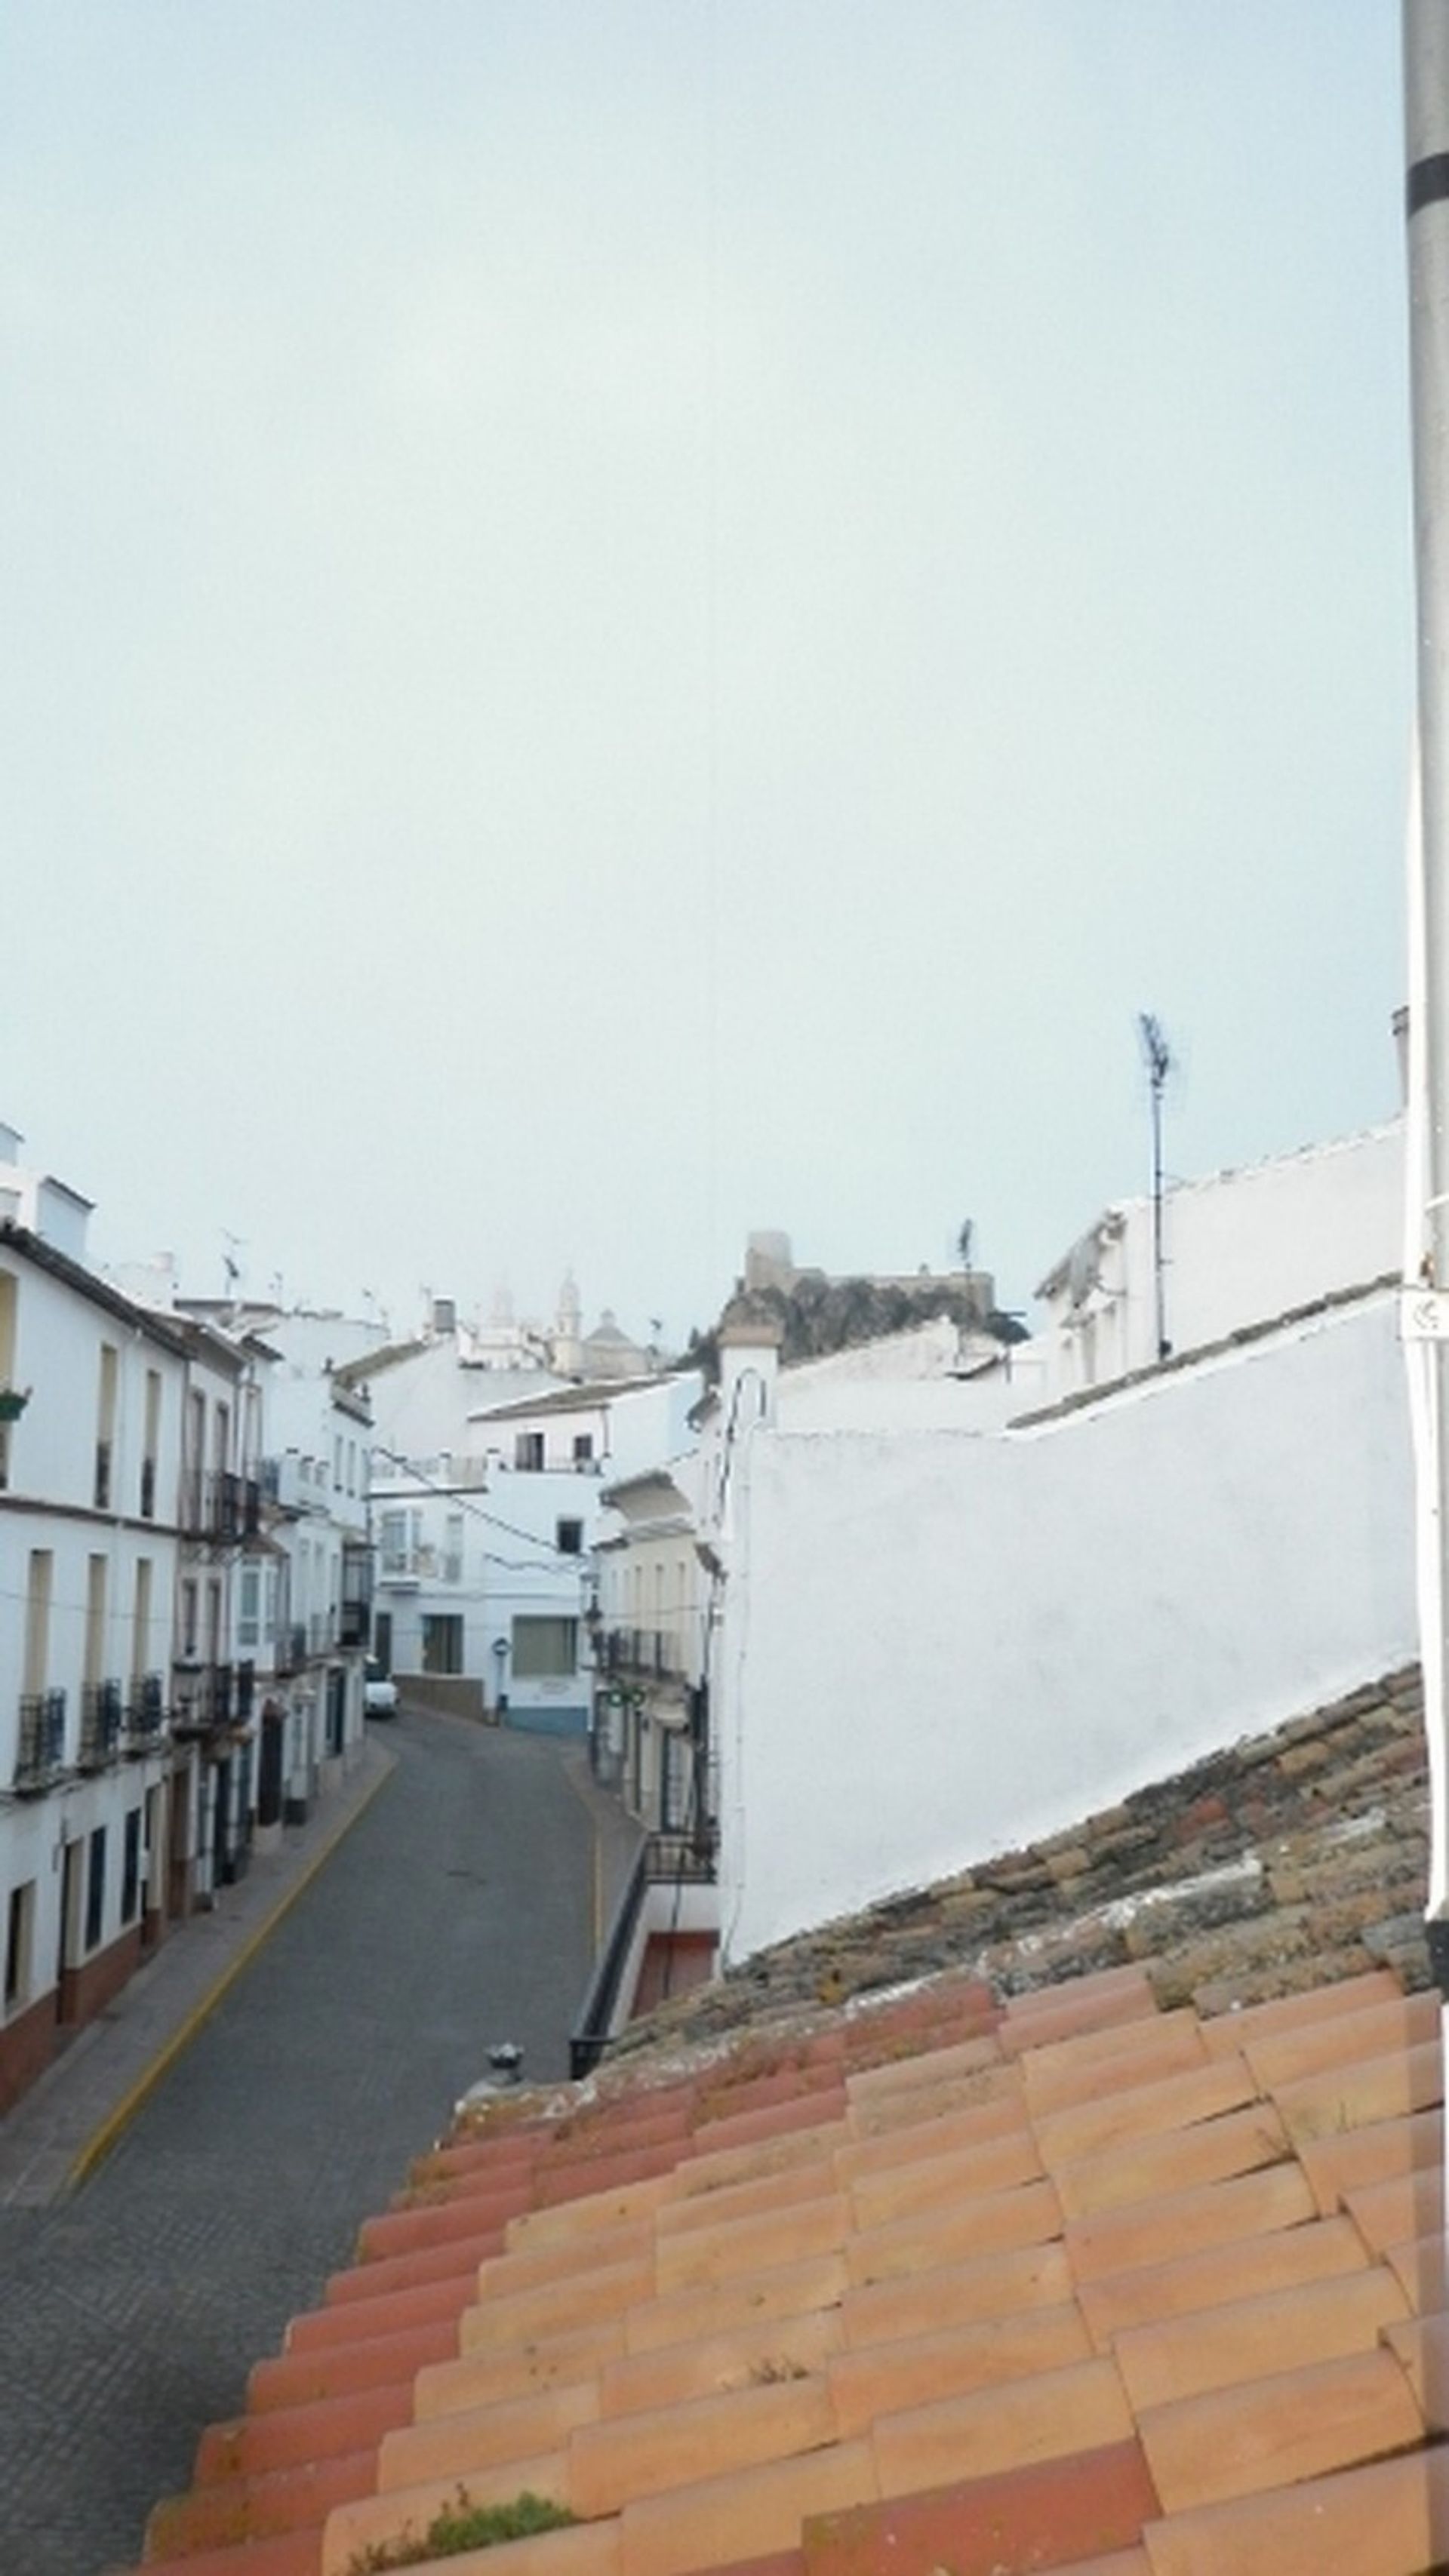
[1138, 1013, 1173, 1362]
[1403, 4, 1449, 2030]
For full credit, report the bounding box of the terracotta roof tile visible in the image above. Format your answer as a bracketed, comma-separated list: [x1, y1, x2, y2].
[826, 2301, 1092, 2437]
[1195, 1969, 1407, 2059]
[623, 2252, 851, 2357]
[841, 2239, 1075, 2347]
[653, 2191, 851, 2295]
[1028, 2049, 1256, 2166]
[1074, 2213, 1372, 2350]
[1112, 2261, 1411, 2411]
[570, 2372, 838, 2520]
[1340, 2155, 1443, 2254]
[375, 2376, 601, 2491]
[844, 2175, 1064, 2287]
[598, 2307, 846, 2417]
[1015, 2011, 1208, 2114]
[869, 2353, 1136, 2497]
[799, 2443, 1158, 2576]
[321, 2452, 570, 2574]
[1381, 2307, 1449, 2432]
[192, 2381, 417, 2483]
[1048, 2100, 1291, 2223]
[121, 1674, 1449, 2576]
[1138, 2444, 1449, 2576]
[413, 2319, 628, 2421]
[843, 2124, 1043, 2230]
[617, 2439, 879, 2576]
[1135, 2344, 1423, 2514]
[1296, 2105, 1442, 2218]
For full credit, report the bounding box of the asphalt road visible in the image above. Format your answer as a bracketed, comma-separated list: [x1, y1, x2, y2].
[0, 1708, 598, 2576]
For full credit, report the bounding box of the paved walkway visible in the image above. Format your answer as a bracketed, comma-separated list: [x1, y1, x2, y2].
[0, 1718, 640, 2212]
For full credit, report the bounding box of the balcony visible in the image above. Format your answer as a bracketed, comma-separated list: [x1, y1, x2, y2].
[125, 1673, 167, 1754]
[275, 1623, 307, 1676]
[180, 1471, 263, 1545]
[14, 1690, 66, 1794]
[340, 1542, 373, 1649]
[78, 1679, 125, 1772]
[171, 1662, 238, 1738]
[604, 1627, 684, 1681]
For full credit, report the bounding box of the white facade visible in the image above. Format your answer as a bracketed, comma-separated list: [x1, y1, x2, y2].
[712, 1290, 1414, 1963]
[595, 1455, 709, 1831]
[0, 1208, 189, 2110]
[1035, 1121, 1402, 1399]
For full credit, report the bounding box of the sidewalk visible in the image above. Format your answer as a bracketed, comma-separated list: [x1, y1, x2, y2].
[0, 1736, 396, 2209]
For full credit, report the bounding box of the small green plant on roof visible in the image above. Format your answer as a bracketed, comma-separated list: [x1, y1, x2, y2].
[346, 2489, 577, 2570]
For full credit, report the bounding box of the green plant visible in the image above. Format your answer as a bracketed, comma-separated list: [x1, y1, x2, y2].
[347, 2488, 577, 2570]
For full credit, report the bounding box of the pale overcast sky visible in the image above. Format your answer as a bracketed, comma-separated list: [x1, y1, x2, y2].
[0, 5, 1414, 1348]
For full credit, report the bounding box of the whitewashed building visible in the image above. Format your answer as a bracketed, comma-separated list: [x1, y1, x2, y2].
[177, 1303, 374, 1839]
[1035, 1120, 1402, 1400]
[700, 1124, 1416, 1966]
[0, 1133, 189, 2112]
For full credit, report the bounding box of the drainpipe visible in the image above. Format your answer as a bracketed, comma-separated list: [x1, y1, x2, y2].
[1402, 6, 1449, 2068]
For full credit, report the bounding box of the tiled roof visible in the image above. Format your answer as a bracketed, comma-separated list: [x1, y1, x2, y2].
[122, 1671, 1447, 2576]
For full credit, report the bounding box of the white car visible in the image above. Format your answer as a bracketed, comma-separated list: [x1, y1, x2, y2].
[364, 1657, 399, 1718]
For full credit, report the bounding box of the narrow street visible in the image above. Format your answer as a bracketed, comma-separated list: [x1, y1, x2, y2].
[0, 1711, 598, 2576]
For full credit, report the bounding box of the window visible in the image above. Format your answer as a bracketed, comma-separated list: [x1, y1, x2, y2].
[379, 1511, 411, 1575]
[573, 1433, 594, 1464]
[515, 1431, 544, 1471]
[96, 1343, 118, 1508]
[555, 1518, 583, 1557]
[121, 1810, 142, 1926]
[420, 1615, 463, 1675]
[5, 1881, 34, 2013]
[141, 1369, 161, 1517]
[23, 1551, 52, 1696]
[237, 1563, 261, 1650]
[132, 1558, 152, 1686]
[512, 1616, 578, 1679]
[443, 1514, 464, 1584]
[85, 1827, 106, 1953]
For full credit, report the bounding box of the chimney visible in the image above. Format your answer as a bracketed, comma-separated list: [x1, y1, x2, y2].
[718, 1314, 783, 1429]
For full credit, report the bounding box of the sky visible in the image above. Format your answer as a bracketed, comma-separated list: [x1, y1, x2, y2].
[0, 3, 1416, 1351]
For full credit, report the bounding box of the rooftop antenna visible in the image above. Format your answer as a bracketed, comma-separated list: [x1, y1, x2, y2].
[1137, 1013, 1173, 1362]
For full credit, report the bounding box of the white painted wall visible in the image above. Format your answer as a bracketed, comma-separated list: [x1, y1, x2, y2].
[1036, 1122, 1402, 1398]
[0, 1237, 183, 2039]
[715, 1291, 1414, 1963]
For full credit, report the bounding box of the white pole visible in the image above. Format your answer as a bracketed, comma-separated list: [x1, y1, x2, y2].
[1403, 8, 1449, 2263]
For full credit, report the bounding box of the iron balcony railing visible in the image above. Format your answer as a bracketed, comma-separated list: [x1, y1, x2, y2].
[14, 1689, 67, 1793]
[125, 1673, 167, 1751]
[569, 1829, 717, 2080]
[604, 1627, 685, 1680]
[171, 1661, 236, 1735]
[179, 1471, 263, 1543]
[78, 1680, 125, 1771]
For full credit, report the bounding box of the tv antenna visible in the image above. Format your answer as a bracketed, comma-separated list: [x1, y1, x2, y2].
[1137, 1013, 1173, 1361]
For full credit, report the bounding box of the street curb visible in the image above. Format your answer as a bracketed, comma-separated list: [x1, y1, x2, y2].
[66, 1746, 398, 2193]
